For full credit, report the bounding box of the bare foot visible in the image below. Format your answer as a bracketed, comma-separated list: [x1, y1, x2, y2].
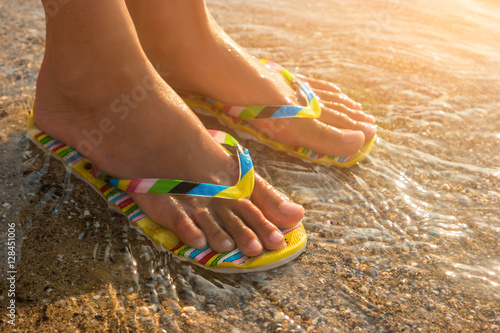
[127, 0, 377, 157]
[35, 0, 303, 257]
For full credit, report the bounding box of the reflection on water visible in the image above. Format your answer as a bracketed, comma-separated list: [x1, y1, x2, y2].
[1, 0, 499, 331]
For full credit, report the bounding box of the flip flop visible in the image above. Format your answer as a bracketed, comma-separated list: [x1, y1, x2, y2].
[26, 112, 307, 273]
[179, 59, 375, 167]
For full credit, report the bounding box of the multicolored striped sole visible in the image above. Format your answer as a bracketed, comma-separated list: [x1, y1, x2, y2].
[26, 113, 307, 273]
[179, 59, 375, 167]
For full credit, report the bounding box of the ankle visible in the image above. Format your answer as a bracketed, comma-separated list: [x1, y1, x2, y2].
[131, 0, 213, 59]
[132, 0, 209, 25]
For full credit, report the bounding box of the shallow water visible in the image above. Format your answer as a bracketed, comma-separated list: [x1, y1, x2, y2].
[1, 0, 499, 331]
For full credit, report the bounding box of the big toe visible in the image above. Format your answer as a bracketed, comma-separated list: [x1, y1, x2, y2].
[340, 130, 367, 154]
[250, 174, 304, 227]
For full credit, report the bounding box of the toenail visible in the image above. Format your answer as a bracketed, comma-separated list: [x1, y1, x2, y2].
[247, 239, 263, 253]
[278, 200, 303, 217]
[341, 131, 364, 144]
[192, 236, 207, 249]
[269, 230, 284, 244]
[220, 239, 234, 250]
[365, 124, 377, 136]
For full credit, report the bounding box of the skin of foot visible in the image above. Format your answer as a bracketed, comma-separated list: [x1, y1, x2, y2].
[35, 0, 304, 257]
[126, 0, 377, 158]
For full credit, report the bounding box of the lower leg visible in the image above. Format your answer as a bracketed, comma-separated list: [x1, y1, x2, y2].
[35, 0, 304, 256]
[126, 0, 292, 104]
[126, 0, 377, 157]
[37, 0, 233, 181]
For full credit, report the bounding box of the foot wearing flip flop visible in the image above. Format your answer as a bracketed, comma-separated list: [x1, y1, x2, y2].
[126, 0, 377, 158]
[35, 0, 303, 258]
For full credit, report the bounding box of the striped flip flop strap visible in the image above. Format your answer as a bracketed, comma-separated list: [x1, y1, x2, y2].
[91, 130, 254, 200]
[179, 59, 322, 121]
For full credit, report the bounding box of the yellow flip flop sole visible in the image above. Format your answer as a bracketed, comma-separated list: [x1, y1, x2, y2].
[26, 112, 307, 273]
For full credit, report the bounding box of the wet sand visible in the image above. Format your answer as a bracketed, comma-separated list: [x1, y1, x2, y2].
[1, 0, 500, 332]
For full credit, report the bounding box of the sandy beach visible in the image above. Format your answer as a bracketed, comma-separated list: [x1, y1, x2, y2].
[1, 0, 499, 332]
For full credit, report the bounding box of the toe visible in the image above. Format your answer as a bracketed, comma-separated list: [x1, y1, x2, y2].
[228, 199, 286, 251]
[191, 207, 234, 253]
[173, 213, 207, 249]
[296, 74, 363, 111]
[296, 74, 343, 94]
[321, 100, 376, 125]
[250, 174, 304, 227]
[315, 89, 363, 111]
[132, 194, 207, 249]
[215, 207, 264, 257]
[319, 106, 377, 141]
[249, 117, 365, 157]
[286, 119, 365, 156]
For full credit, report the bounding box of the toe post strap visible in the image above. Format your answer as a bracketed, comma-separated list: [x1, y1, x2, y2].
[181, 59, 322, 121]
[92, 130, 255, 200]
[258, 59, 321, 119]
[179, 59, 375, 167]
